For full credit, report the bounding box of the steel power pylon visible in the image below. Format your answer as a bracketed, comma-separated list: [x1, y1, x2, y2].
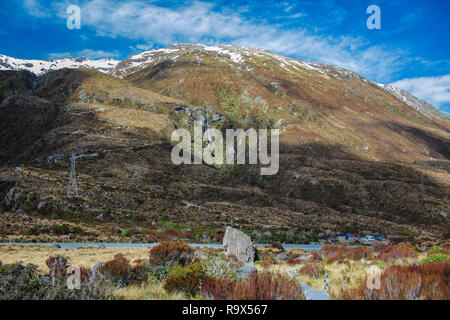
[67, 153, 79, 198]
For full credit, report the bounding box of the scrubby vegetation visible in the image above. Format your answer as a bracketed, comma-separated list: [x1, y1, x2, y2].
[0, 260, 111, 300]
[299, 263, 325, 279]
[202, 271, 305, 300]
[339, 262, 450, 300]
[319, 243, 417, 263]
[375, 243, 418, 261]
[100, 253, 147, 287]
[149, 241, 194, 266]
[163, 262, 212, 297]
[1, 242, 449, 300]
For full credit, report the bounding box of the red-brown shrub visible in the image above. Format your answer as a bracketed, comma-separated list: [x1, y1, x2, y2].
[320, 245, 346, 258]
[160, 229, 183, 241]
[374, 243, 389, 253]
[201, 278, 235, 300]
[46, 255, 68, 276]
[143, 230, 158, 242]
[79, 266, 91, 283]
[261, 258, 276, 269]
[101, 253, 129, 279]
[326, 252, 345, 263]
[286, 258, 303, 265]
[203, 272, 306, 300]
[441, 244, 450, 256]
[321, 245, 374, 261]
[340, 262, 450, 300]
[346, 247, 374, 260]
[101, 253, 147, 286]
[375, 243, 417, 261]
[211, 232, 224, 242]
[299, 263, 325, 279]
[309, 251, 323, 262]
[149, 241, 193, 266]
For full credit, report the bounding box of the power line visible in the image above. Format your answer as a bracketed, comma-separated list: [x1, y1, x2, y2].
[67, 153, 79, 198]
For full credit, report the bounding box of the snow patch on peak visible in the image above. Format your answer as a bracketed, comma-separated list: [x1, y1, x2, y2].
[0, 54, 120, 76]
[112, 43, 337, 80]
[376, 83, 446, 120]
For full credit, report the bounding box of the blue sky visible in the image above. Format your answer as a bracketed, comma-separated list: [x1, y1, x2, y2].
[1, 0, 449, 115]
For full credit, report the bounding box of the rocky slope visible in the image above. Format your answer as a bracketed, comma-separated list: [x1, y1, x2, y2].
[0, 44, 448, 246]
[114, 44, 447, 121]
[115, 43, 449, 163]
[376, 83, 446, 121]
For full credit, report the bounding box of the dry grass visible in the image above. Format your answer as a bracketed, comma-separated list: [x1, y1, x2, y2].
[0, 245, 150, 272]
[92, 104, 174, 136]
[0, 244, 439, 300]
[114, 282, 188, 300]
[259, 252, 429, 298]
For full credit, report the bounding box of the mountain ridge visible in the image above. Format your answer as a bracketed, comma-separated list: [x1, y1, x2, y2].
[112, 43, 447, 121]
[0, 54, 120, 75]
[1, 43, 447, 121]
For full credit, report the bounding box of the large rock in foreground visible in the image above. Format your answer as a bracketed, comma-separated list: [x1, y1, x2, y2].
[223, 226, 255, 263]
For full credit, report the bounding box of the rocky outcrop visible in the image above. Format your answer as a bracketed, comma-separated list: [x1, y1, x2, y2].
[235, 262, 257, 277]
[274, 252, 288, 262]
[223, 226, 255, 263]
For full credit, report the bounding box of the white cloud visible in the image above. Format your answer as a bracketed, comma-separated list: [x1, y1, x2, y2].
[72, 0, 405, 82]
[48, 52, 72, 60]
[20, 0, 408, 82]
[76, 49, 121, 59]
[391, 74, 450, 111]
[48, 49, 121, 60]
[23, 0, 50, 17]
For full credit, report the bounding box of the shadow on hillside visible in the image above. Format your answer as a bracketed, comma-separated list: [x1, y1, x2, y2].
[383, 121, 450, 159]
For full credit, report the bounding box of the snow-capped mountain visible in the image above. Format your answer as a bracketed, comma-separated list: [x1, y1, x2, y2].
[1, 44, 447, 121]
[112, 43, 447, 121]
[375, 83, 445, 121]
[111, 43, 335, 78]
[0, 54, 120, 75]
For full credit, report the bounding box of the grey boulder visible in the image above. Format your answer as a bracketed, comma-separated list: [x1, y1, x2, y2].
[223, 226, 255, 263]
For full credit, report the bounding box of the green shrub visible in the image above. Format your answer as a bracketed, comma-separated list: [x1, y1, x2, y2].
[101, 172, 115, 178]
[202, 256, 237, 280]
[427, 246, 444, 255]
[51, 224, 83, 235]
[148, 262, 174, 282]
[421, 253, 450, 264]
[163, 262, 212, 297]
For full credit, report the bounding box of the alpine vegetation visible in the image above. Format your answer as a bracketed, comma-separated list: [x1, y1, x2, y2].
[171, 120, 279, 175]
